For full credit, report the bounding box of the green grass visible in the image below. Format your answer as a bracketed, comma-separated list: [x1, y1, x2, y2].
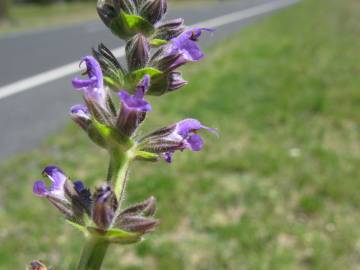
[1, 0, 360, 268]
[0, 0, 216, 35]
[0, 2, 97, 35]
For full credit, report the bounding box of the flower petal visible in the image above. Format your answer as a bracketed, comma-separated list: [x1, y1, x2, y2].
[33, 180, 48, 197]
[42, 166, 67, 198]
[186, 134, 204, 151]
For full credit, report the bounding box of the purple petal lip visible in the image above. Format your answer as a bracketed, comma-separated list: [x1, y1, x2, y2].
[33, 180, 48, 197]
[72, 77, 98, 89]
[186, 134, 204, 151]
[70, 104, 90, 118]
[162, 151, 174, 163]
[118, 75, 152, 112]
[74, 181, 85, 193]
[119, 91, 152, 112]
[134, 74, 150, 98]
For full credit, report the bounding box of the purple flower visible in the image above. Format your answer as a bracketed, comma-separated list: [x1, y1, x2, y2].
[116, 75, 152, 137]
[33, 166, 67, 199]
[70, 104, 91, 130]
[167, 28, 213, 67]
[33, 166, 92, 220]
[150, 28, 213, 73]
[139, 118, 217, 163]
[72, 56, 106, 108]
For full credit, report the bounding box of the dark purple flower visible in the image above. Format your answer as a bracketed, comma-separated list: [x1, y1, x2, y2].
[70, 104, 91, 130]
[92, 184, 118, 230]
[72, 56, 107, 108]
[33, 166, 67, 199]
[116, 75, 152, 137]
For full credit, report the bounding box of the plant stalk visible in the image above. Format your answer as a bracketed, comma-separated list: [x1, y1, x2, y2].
[76, 237, 109, 270]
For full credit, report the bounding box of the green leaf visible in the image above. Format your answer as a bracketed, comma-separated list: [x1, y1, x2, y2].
[125, 67, 169, 95]
[150, 38, 168, 46]
[110, 11, 154, 40]
[87, 227, 141, 244]
[104, 76, 122, 91]
[66, 220, 88, 235]
[135, 150, 159, 162]
[92, 119, 133, 148]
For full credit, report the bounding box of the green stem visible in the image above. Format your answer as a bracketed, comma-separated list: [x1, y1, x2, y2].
[108, 149, 131, 201]
[76, 237, 109, 270]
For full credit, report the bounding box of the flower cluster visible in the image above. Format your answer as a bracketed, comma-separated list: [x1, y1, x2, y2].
[31, 0, 217, 268]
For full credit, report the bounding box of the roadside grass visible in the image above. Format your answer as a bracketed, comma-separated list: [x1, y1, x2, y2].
[0, 0, 217, 35]
[0, 2, 96, 35]
[1, 0, 360, 269]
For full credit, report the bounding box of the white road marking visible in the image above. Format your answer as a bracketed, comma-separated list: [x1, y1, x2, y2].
[0, 0, 298, 100]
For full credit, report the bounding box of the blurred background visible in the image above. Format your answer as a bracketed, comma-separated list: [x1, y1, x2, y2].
[1, 0, 360, 269]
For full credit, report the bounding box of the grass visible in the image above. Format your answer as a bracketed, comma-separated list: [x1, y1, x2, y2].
[1, 0, 360, 268]
[0, 2, 96, 35]
[0, 0, 217, 36]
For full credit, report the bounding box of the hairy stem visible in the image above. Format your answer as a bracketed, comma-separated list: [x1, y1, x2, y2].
[76, 237, 109, 270]
[108, 149, 131, 201]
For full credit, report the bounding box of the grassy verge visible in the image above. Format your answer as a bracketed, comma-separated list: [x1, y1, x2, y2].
[0, 2, 96, 35]
[1, 0, 360, 269]
[0, 0, 217, 36]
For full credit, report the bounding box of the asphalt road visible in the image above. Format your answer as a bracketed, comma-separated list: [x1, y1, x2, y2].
[0, 0, 297, 161]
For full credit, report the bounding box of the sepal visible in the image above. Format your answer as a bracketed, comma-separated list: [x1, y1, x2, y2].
[101, 8, 155, 40]
[124, 67, 169, 96]
[135, 150, 159, 162]
[92, 43, 125, 91]
[140, 0, 167, 24]
[126, 34, 150, 72]
[66, 221, 143, 244]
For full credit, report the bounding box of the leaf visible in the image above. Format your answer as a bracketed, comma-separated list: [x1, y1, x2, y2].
[110, 11, 154, 40]
[150, 38, 168, 47]
[87, 227, 141, 244]
[135, 150, 159, 162]
[125, 67, 168, 95]
[66, 220, 88, 235]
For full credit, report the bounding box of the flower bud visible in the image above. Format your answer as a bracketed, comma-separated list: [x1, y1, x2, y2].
[92, 184, 118, 230]
[119, 196, 157, 217]
[168, 71, 187, 91]
[97, 0, 154, 40]
[126, 34, 150, 72]
[117, 216, 159, 233]
[115, 0, 136, 14]
[97, 1, 116, 27]
[150, 49, 184, 73]
[27, 260, 53, 270]
[154, 18, 185, 40]
[140, 0, 167, 24]
[70, 104, 91, 131]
